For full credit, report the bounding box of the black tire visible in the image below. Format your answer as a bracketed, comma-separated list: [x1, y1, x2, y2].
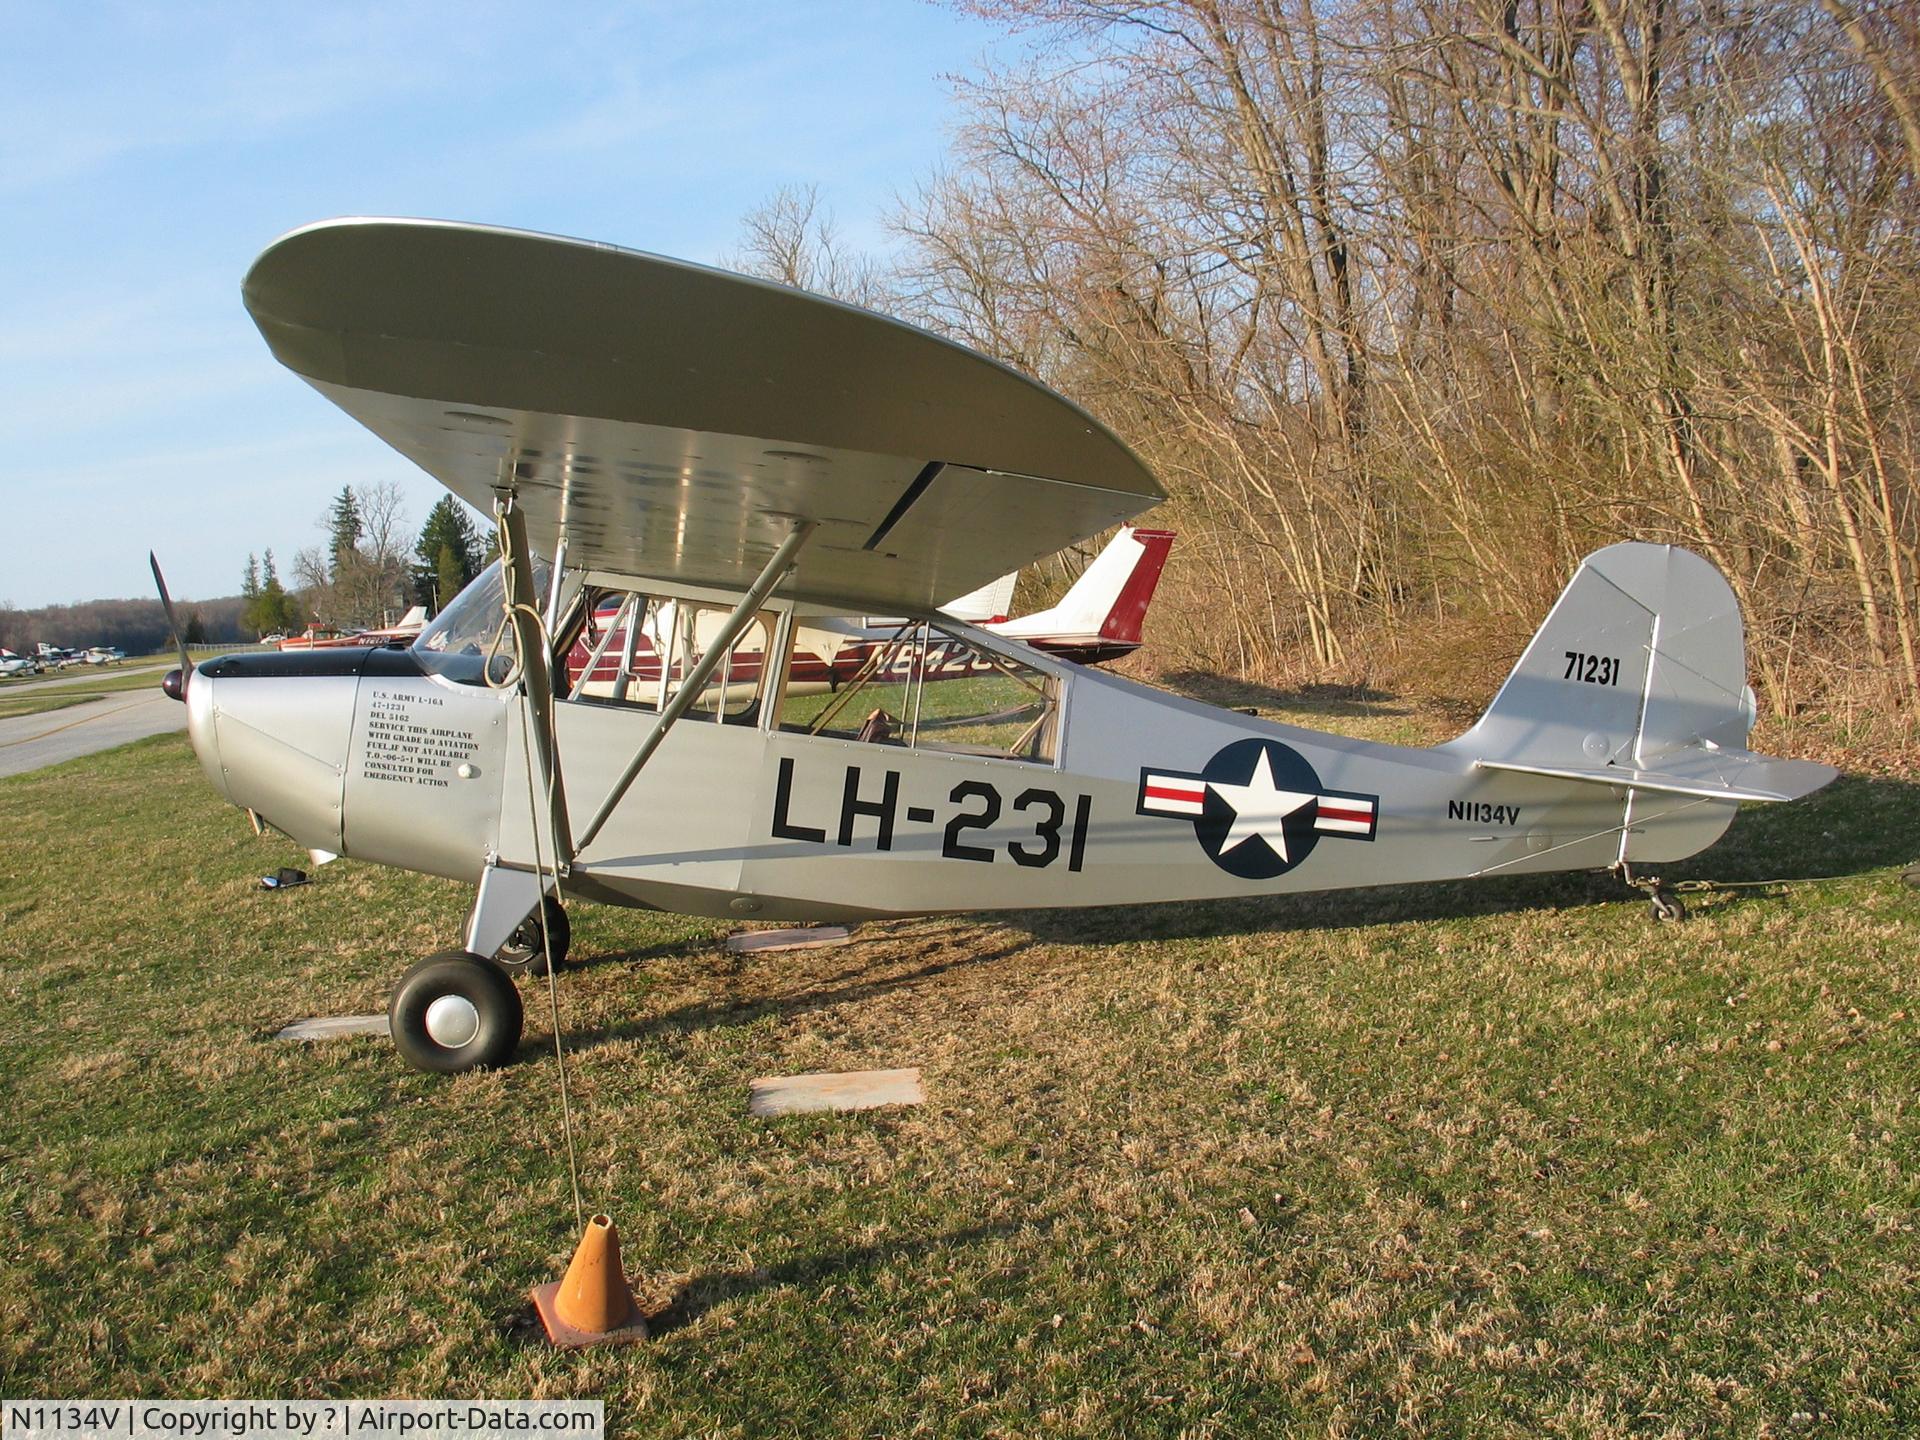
[389, 951, 524, 1073]
[491, 897, 571, 977]
[1648, 892, 1687, 924]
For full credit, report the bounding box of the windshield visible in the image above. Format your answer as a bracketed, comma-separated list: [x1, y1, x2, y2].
[413, 556, 551, 686]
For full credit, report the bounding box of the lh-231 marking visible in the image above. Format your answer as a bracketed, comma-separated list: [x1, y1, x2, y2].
[770, 757, 1092, 871]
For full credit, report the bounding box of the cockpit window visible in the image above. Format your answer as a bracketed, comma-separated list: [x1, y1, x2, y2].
[561, 589, 772, 722]
[413, 556, 551, 686]
[779, 620, 1059, 763]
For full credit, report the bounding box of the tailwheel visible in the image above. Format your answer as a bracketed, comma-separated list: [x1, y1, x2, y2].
[1617, 863, 1688, 925]
[389, 951, 524, 1073]
[491, 897, 571, 977]
[1647, 889, 1688, 924]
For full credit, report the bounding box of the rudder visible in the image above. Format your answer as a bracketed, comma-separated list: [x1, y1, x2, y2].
[1451, 543, 1753, 772]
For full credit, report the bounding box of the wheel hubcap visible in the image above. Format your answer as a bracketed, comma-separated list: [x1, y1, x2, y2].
[424, 994, 481, 1048]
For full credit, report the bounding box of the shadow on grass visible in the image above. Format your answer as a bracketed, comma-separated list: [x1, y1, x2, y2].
[641, 1214, 1058, 1336]
[1160, 670, 1408, 718]
[561, 936, 717, 973]
[1008, 871, 1619, 947]
[554, 933, 1034, 1055]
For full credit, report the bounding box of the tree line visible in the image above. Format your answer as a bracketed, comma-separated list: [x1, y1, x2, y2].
[0, 491, 490, 655]
[0, 595, 249, 658]
[735, 0, 1918, 717]
[246, 485, 488, 636]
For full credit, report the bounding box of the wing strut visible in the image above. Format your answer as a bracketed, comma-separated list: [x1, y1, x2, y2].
[497, 495, 574, 867]
[573, 518, 816, 852]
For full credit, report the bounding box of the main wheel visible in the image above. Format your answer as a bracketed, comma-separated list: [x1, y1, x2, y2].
[491, 897, 571, 977]
[389, 951, 524, 1073]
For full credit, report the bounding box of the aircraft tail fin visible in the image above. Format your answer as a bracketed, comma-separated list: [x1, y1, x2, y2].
[942, 569, 1020, 625]
[994, 527, 1175, 643]
[1446, 543, 1835, 803]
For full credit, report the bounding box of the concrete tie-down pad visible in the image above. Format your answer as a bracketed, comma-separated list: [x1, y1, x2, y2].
[748, 1068, 924, 1117]
[726, 926, 851, 954]
[274, 1014, 390, 1041]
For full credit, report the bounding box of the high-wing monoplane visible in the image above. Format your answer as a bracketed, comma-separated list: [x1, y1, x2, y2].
[161, 218, 1837, 1074]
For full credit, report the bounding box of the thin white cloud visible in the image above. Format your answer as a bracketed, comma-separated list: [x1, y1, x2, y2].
[0, 0, 518, 193]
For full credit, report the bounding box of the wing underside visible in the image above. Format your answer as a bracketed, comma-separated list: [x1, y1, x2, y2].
[245, 218, 1165, 614]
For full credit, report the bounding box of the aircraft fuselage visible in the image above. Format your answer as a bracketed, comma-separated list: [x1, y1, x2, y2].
[184, 598, 1733, 924]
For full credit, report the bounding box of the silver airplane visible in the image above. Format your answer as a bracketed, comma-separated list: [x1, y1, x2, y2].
[158, 218, 1837, 1075]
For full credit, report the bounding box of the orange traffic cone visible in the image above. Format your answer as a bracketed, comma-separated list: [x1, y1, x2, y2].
[530, 1214, 650, 1347]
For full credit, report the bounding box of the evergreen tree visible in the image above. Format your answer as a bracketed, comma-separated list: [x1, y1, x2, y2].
[328, 487, 364, 579]
[414, 495, 482, 610]
[434, 543, 466, 615]
[241, 554, 261, 603]
[242, 549, 303, 636]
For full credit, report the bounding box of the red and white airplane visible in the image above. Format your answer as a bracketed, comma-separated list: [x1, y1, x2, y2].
[972, 526, 1174, 664]
[561, 526, 1174, 705]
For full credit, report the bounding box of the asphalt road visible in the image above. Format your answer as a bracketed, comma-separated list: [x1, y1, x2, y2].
[0, 687, 187, 778]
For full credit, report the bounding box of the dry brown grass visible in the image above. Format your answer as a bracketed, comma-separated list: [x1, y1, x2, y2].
[1, 721, 1915, 1436]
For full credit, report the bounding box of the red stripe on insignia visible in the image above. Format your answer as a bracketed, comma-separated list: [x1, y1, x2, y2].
[1145, 784, 1205, 803]
[1317, 804, 1373, 825]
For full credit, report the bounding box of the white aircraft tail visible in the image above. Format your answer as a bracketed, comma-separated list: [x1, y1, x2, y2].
[942, 569, 1020, 625]
[1446, 543, 1835, 803]
[993, 527, 1175, 643]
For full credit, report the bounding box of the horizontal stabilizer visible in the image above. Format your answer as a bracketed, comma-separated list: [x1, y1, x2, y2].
[1477, 748, 1837, 804]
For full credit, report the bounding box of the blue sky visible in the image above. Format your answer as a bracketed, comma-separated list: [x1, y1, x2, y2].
[0, 1, 1012, 609]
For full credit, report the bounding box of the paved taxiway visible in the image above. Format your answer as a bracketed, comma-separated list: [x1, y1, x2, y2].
[0, 686, 187, 778]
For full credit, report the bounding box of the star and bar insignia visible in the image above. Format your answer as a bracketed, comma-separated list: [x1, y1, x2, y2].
[1137, 737, 1379, 880]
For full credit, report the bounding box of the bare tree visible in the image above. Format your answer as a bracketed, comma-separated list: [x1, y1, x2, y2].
[721, 1, 1920, 719]
[294, 480, 414, 629]
[728, 183, 890, 309]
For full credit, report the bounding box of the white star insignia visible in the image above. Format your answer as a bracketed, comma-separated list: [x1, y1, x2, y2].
[1208, 747, 1317, 861]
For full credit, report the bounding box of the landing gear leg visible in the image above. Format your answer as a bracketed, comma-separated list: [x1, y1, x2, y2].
[465, 862, 558, 976]
[492, 896, 571, 977]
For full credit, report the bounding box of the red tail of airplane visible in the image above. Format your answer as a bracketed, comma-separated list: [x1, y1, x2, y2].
[988, 527, 1175, 663]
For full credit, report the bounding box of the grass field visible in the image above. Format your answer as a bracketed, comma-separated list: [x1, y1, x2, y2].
[0, 717, 1915, 1436]
[0, 692, 105, 722]
[0, 669, 185, 721]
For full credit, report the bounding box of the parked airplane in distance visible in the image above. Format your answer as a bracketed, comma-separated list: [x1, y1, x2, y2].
[280, 606, 430, 652]
[986, 526, 1173, 665]
[563, 526, 1176, 711]
[35, 643, 80, 668]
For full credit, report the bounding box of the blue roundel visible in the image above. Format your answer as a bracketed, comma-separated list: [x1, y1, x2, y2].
[1193, 738, 1328, 880]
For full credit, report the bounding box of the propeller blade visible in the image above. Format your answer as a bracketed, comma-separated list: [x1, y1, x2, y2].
[149, 551, 192, 690]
